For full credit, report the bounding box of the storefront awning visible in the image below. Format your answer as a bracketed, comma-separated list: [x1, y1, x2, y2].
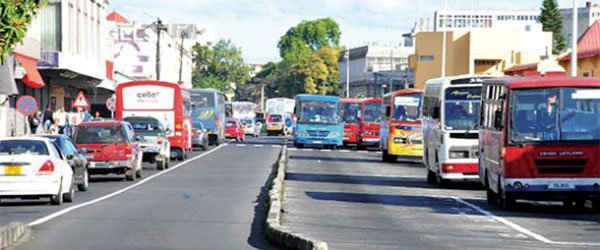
[0, 56, 18, 95]
[14, 53, 45, 88]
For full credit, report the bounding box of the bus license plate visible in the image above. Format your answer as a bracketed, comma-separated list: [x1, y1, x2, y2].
[4, 165, 22, 175]
[548, 182, 575, 190]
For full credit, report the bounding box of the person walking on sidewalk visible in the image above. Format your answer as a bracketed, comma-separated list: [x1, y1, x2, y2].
[28, 111, 41, 134]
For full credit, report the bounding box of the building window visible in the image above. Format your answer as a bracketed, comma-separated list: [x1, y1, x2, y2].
[583, 71, 593, 77]
[419, 55, 434, 61]
[40, 2, 62, 51]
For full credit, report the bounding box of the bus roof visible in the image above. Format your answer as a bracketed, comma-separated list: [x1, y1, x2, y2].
[340, 98, 362, 103]
[384, 89, 423, 98]
[484, 76, 600, 89]
[117, 80, 183, 90]
[362, 97, 383, 104]
[190, 88, 223, 94]
[424, 75, 494, 87]
[296, 94, 340, 102]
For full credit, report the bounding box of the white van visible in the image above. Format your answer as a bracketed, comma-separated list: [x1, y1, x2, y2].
[422, 75, 487, 187]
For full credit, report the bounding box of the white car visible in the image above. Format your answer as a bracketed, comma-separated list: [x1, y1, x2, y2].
[0, 137, 74, 205]
[241, 118, 260, 137]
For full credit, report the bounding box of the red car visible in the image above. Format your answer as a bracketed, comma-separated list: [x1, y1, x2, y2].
[225, 119, 245, 142]
[73, 120, 143, 181]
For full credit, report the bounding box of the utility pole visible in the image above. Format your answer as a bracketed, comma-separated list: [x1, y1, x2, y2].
[389, 49, 394, 92]
[345, 48, 350, 98]
[178, 29, 187, 83]
[571, 0, 578, 77]
[155, 18, 167, 81]
[261, 84, 266, 112]
[441, 0, 448, 78]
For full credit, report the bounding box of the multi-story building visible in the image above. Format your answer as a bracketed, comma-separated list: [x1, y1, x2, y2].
[559, 20, 600, 77]
[338, 44, 414, 98]
[434, 9, 542, 32]
[560, 1, 600, 48]
[409, 30, 553, 89]
[106, 11, 193, 89]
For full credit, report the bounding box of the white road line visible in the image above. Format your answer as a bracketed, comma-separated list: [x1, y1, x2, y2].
[271, 145, 280, 148]
[235, 144, 246, 147]
[322, 149, 332, 152]
[288, 147, 297, 151]
[339, 150, 350, 153]
[253, 144, 264, 147]
[452, 197, 600, 246]
[28, 144, 228, 227]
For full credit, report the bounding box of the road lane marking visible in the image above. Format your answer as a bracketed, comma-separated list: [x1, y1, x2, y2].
[235, 144, 246, 147]
[28, 144, 228, 227]
[452, 197, 600, 246]
[271, 145, 280, 148]
[339, 150, 350, 153]
[253, 144, 264, 147]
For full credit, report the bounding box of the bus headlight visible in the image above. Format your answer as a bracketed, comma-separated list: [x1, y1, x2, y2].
[297, 132, 308, 137]
[393, 137, 404, 143]
[449, 150, 469, 159]
[327, 132, 340, 138]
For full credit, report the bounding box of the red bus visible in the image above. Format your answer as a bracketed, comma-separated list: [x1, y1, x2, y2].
[479, 77, 600, 210]
[359, 98, 382, 148]
[116, 81, 192, 161]
[340, 98, 362, 147]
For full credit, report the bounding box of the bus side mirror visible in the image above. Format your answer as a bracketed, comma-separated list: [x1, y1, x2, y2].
[433, 107, 440, 119]
[385, 106, 391, 117]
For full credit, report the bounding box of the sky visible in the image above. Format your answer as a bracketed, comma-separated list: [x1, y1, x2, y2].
[110, 0, 581, 64]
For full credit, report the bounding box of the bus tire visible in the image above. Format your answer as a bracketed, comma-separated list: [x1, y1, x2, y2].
[436, 175, 450, 188]
[591, 199, 600, 213]
[498, 182, 516, 210]
[485, 173, 497, 205]
[294, 143, 304, 149]
[427, 169, 437, 184]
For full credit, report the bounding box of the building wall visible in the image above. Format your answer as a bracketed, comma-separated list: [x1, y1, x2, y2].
[434, 10, 542, 32]
[412, 30, 552, 89]
[561, 2, 600, 48]
[560, 57, 600, 77]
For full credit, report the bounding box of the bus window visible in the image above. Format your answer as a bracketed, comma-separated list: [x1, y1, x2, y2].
[444, 87, 481, 130]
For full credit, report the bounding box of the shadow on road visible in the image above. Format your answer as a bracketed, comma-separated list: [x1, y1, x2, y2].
[286, 172, 431, 188]
[0, 200, 49, 206]
[246, 155, 278, 250]
[289, 155, 382, 164]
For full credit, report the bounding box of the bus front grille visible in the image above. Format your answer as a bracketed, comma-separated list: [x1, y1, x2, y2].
[307, 130, 329, 137]
[535, 159, 586, 174]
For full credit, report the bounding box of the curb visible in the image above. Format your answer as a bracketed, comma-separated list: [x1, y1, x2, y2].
[0, 222, 29, 249]
[264, 146, 328, 250]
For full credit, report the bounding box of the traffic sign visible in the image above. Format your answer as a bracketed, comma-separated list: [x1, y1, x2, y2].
[72, 91, 91, 108]
[105, 97, 116, 112]
[16, 95, 37, 116]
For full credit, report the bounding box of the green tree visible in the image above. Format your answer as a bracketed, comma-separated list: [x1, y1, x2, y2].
[277, 18, 341, 62]
[191, 39, 250, 94]
[540, 0, 566, 53]
[0, 0, 46, 63]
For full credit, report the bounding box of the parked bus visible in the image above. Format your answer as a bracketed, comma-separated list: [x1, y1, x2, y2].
[479, 77, 600, 210]
[293, 94, 343, 149]
[340, 98, 362, 147]
[381, 90, 423, 162]
[116, 81, 192, 161]
[190, 89, 226, 145]
[360, 98, 382, 149]
[423, 76, 485, 187]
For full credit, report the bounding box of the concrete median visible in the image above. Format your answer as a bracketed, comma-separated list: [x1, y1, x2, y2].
[264, 145, 328, 250]
[0, 222, 29, 249]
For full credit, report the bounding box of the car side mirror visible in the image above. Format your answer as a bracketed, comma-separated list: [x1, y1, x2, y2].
[79, 148, 89, 154]
[66, 154, 75, 160]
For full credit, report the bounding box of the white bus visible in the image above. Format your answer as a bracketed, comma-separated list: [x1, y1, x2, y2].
[265, 98, 295, 115]
[422, 75, 487, 187]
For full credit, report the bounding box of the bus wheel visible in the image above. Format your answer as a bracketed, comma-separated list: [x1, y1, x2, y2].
[485, 174, 497, 205]
[498, 183, 516, 210]
[591, 199, 600, 213]
[427, 169, 437, 185]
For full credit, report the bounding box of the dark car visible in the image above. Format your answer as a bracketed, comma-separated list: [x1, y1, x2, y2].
[39, 134, 90, 191]
[192, 122, 209, 150]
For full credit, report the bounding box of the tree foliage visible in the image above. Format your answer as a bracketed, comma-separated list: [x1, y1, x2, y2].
[277, 18, 341, 62]
[0, 0, 46, 63]
[191, 39, 250, 94]
[540, 0, 566, 53]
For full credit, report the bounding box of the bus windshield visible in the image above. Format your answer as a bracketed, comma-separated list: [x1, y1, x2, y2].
[444, 87, 481, 130]
[363, 102, 382, 123]
[192, 92, 214, 108]
[393, 93, 421, 122]
[298, 100, 339, 124]
[511, 87, 600, 143]
[341, 103, 360, 124]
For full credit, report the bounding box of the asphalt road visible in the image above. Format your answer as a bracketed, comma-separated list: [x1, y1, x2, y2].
[283, 147, 600, 250]
[2, 136, 285, 250]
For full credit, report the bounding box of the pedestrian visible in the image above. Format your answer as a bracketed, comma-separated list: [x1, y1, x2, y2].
[43, 105, 54, 133]
[83, 108, 92, 122]
[28, 111, 41, 134]
[48, 118, 59, 134]
[55, 107, 66, 134]
[94, 111, 101, 120]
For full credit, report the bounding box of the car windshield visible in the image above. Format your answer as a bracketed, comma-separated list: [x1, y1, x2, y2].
[0, 140, 49, 156]
[268, 115, 282, 122]
[363, 102, 382, 123]
[123, 118, 162, 132]
[226, 121, 237, 127]
[510, 87, 600, 143]
[241, 119, 253, 125]
[341, 102, 360, 124]
[75, 125, 126, 144]
[298, 100, 339, 124]
[444, 87, 481, 130]
[393, 94, 421, 122]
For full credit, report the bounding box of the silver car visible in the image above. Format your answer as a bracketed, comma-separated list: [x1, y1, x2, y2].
[192, 122, 209, 150]
[123, 116, 171, 170]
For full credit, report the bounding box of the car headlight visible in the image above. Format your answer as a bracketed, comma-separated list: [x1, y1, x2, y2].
[327, 132, 340, 138]
[449, 151, 469, 159]
[393, 137, 405, 143]
[297, 132, 308, 137]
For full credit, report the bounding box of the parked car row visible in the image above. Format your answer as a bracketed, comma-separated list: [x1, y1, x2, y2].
[0, 116, 200, 206]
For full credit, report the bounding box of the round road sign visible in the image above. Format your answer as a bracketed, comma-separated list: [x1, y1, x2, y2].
[16, 95, 38, 116]
[105, 97, 116, 112]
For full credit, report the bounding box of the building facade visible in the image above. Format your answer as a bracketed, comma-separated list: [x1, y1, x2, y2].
[409, 30, 552, 89]
[434, 9, 542, 32]
[560, 1, 600, 48]
[339, 44, 414, 98]
[559, 20, 600, 77]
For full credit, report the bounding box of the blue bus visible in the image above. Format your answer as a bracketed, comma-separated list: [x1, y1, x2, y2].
[190, 89, 226, 145]
[293, 94, 344, 149]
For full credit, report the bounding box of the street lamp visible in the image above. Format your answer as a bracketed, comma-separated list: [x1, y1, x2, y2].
[344, 48, 350, 98]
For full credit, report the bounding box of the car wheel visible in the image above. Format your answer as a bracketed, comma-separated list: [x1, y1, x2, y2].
[50, 179, 63, 205]
[427, 169, 437, 185]
[63, 177, 75, 203]
[77, 169, 89, 192]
